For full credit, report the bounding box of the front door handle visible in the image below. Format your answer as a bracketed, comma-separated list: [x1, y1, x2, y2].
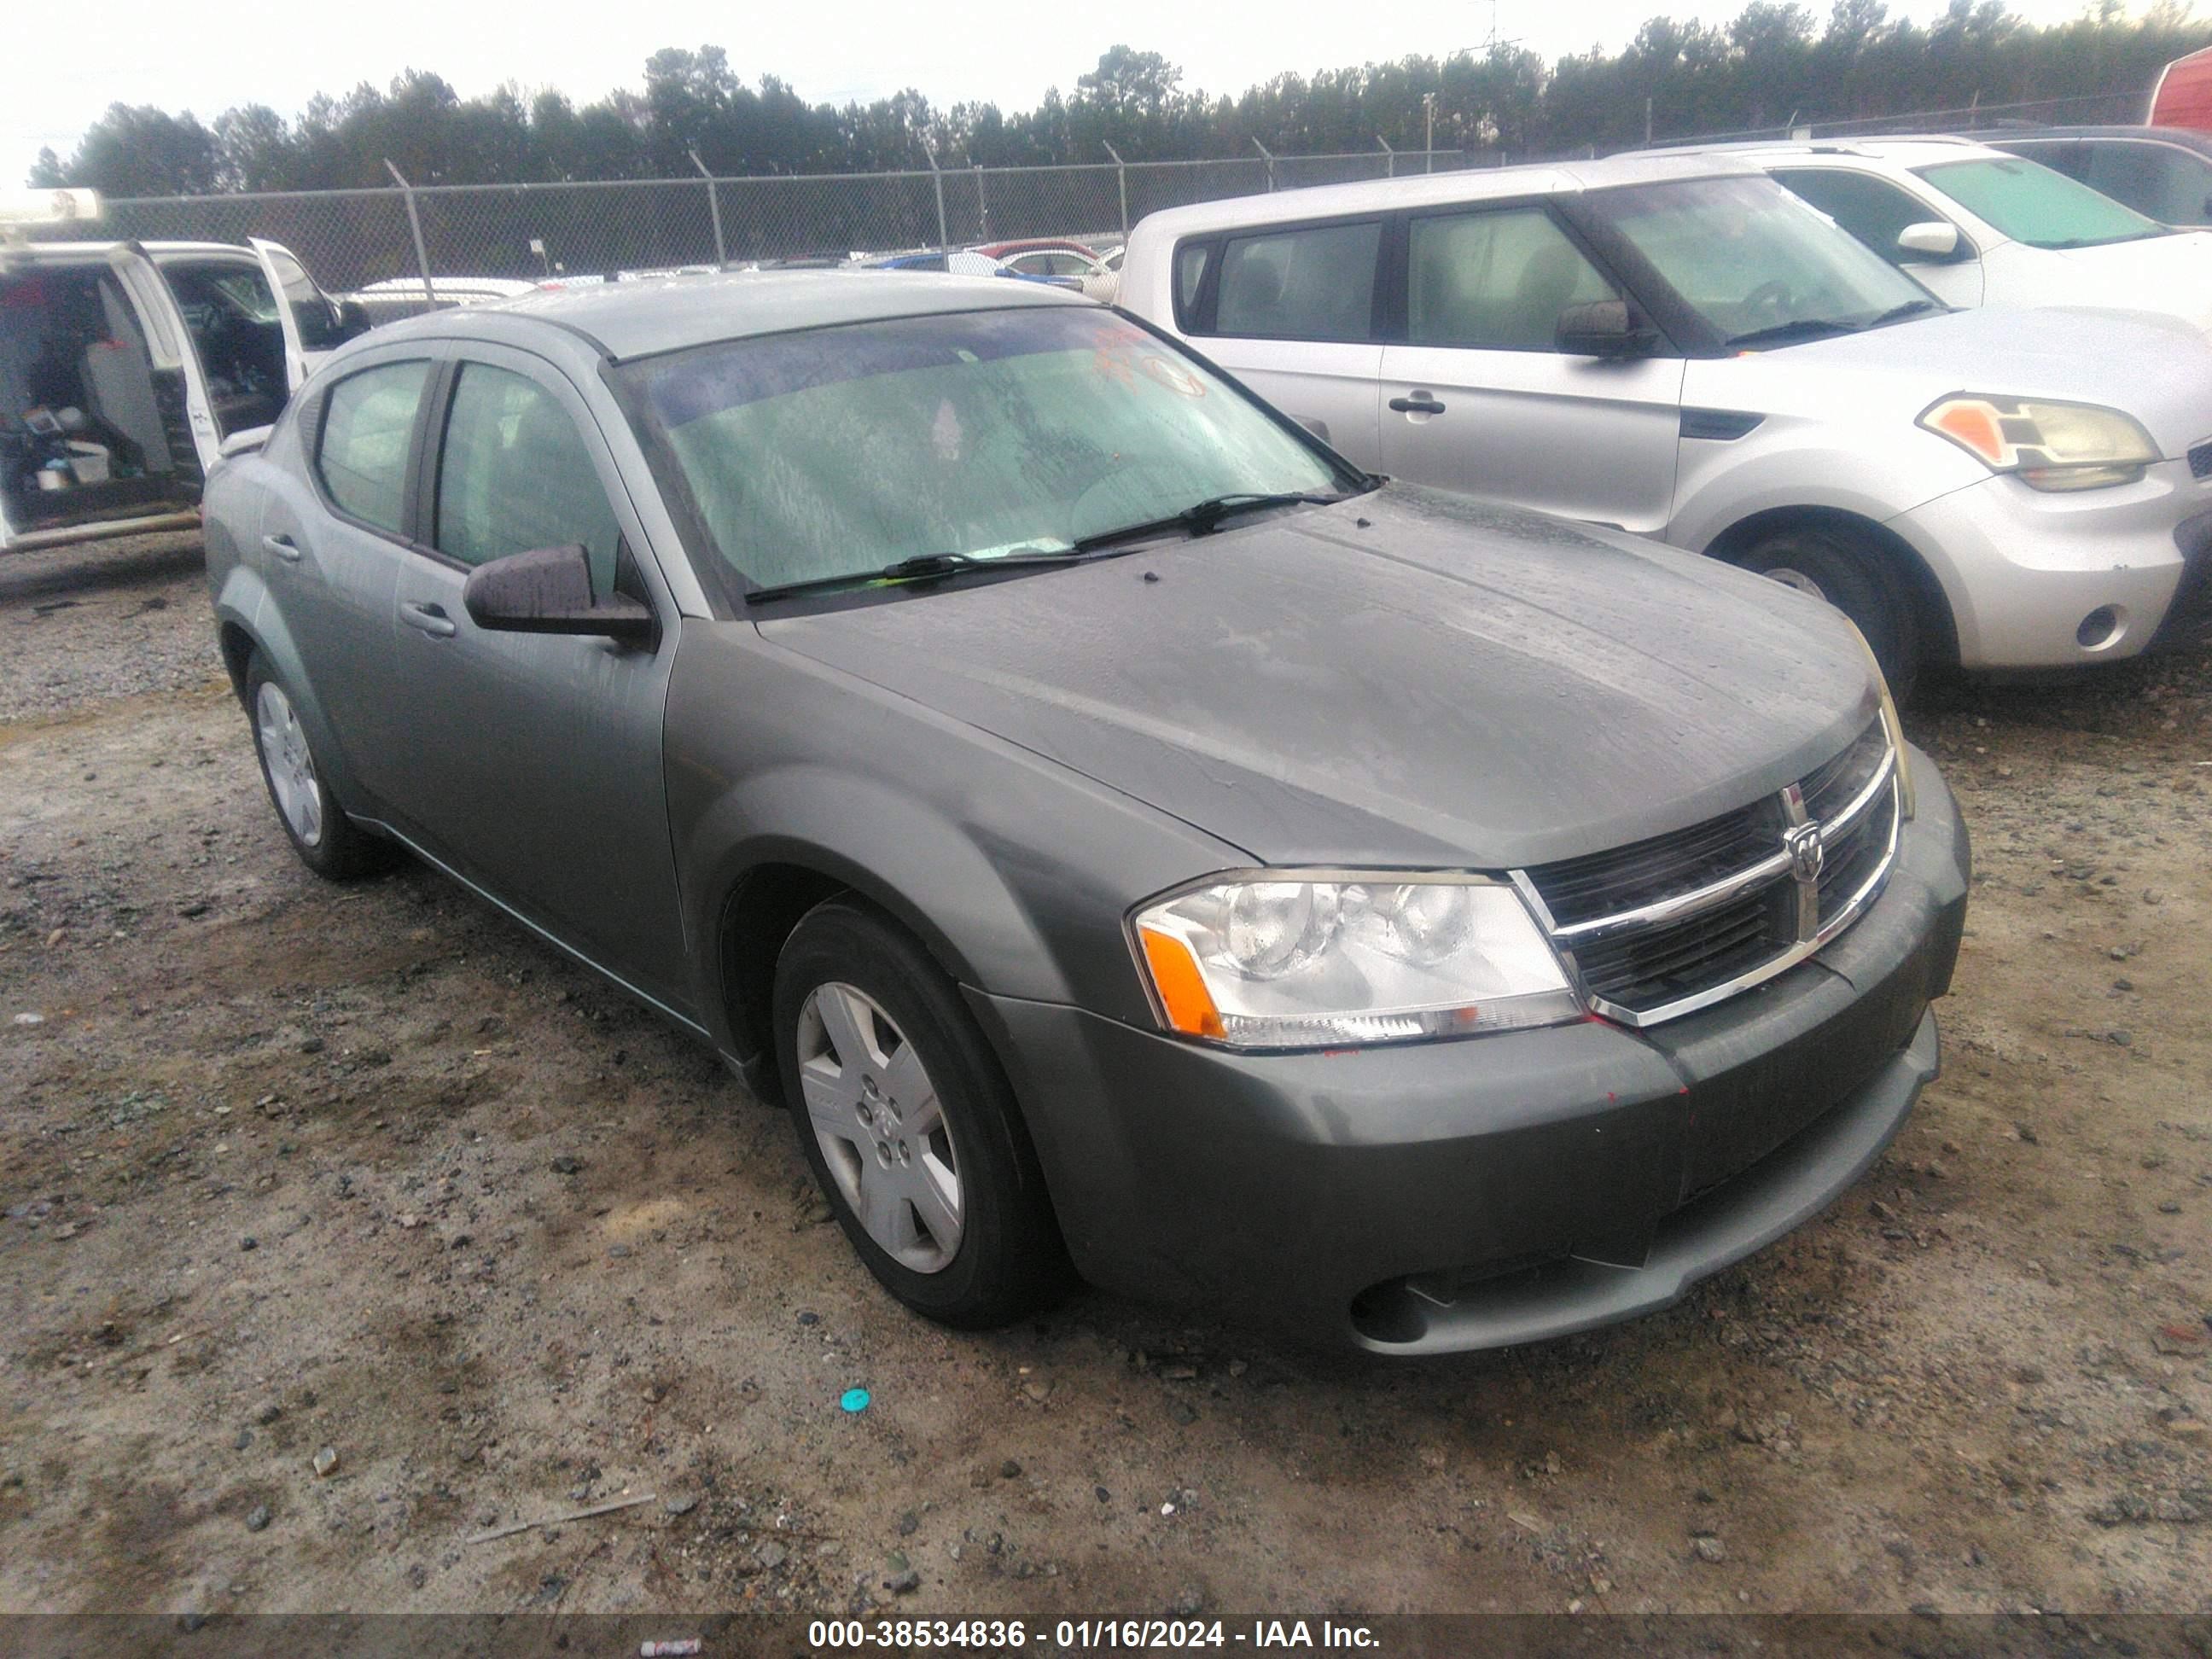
[261, 533, 302, 563]
[399, 600, 457, 639]
[1388, 395, 1447, 416]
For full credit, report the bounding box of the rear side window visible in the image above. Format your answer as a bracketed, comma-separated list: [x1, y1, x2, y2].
[1408, 207, 1619, 350]
[435, 362, 623, 593]
[1173, 242, 1212, 321]
[1774, 168, 1948, 264]
[1214, 221, 1380, 341]
[315, 359, 430, 535]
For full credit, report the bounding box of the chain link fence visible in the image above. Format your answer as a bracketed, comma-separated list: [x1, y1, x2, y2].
[26, 149, 1476, 308]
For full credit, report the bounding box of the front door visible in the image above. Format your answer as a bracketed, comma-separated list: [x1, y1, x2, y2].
[376, 344, 690, 1010]
[248, 238, 352, 390]
[1377, 203, 1685, 533]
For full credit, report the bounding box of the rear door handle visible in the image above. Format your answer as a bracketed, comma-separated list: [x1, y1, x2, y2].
[261, 533, 302, 563]
[399, 600, 457, 638]
[1388, 395, 1447, 416]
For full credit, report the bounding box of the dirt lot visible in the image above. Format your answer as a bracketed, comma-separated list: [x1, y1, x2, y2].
[0, 531, 2207, 1622]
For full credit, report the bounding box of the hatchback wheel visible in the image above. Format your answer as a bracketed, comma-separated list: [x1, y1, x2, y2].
[1732, 523, 1920, 701]
[771, 899, 1068, 1326]
[245, 652, 392, 880]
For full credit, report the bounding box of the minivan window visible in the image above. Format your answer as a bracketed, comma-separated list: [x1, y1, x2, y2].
[1174, 243, 1213, 320]
[1408, 207, 1619, 350]
[1214, 221, 1380, 341]
[261, 244, 350, 350]
[1914, 156, 2169, 248]
[315, 359, 430, 535]
[1586, 175, 1935, 346]
[626, 306, 1348, 596]
[437, 363, 623, 592]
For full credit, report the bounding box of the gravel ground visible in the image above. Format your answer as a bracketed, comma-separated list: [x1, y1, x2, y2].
[0, 533, 2207, 1621]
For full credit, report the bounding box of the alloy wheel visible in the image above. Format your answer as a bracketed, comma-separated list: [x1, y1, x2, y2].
[254, 680, 324, 848]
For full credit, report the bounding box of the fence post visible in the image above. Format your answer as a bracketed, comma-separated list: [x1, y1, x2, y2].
[1103, 143, 1128, 240]
[689, 150, 727, 266]
[975, 163, 988, 242]
[382, 160, 438, 307]
[1377, 136, 1396, 177]
[1252, 137, 1276, 192]
[924, 143, 949, 253]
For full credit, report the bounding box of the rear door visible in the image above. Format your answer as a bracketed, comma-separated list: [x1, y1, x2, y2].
[1377, 201, 1685, 533]
[1182, 218, 1384, 464]
[248, 238, 352, 389]
[106, 242, 225, 474]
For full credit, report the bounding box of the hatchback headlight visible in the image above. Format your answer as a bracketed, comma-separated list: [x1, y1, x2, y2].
[1131, 875, 1581, 1049]
[1918, 394, 2157, 492]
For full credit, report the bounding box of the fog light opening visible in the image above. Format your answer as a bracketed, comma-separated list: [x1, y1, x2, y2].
[2075, 605, 2127, 652]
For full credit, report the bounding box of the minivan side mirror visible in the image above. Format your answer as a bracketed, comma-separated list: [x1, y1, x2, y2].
[462, 544, 655, 645]
[336, 299, 374, 341]
[1556, 300, 1658, 358]
[1896, 221, 1963, 260]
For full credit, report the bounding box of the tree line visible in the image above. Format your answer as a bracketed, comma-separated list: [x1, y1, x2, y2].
[29, 1, 2212, 197]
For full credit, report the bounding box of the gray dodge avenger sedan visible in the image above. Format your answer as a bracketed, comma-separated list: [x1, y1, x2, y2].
[201, 271, 1969, 1353]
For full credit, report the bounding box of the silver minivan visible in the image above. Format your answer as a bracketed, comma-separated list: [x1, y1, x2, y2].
[1119, 154, 2212, 692]
[2, 195, 362, 555]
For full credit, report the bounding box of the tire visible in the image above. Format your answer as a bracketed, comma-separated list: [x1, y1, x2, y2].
[1731, 523, 1921, 702]
[771, 899, 1070, 1327]
[243, 651, 393, 881]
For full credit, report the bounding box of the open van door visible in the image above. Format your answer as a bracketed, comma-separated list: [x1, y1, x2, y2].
[105, 241, 225, 475]
[247, 237, 356, 390]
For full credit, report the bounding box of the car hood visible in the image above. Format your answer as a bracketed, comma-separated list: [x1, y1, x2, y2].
[751, 486, 1879, 870]
[1690, 305, 2212, 458]
[2023, 229, 2212, 337]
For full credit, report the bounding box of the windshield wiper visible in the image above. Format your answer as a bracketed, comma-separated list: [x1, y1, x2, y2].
[743, 548, 1083, 605]
[1072, 488, 1355, 552]
[1721, 317, 1863, 350]
[1867, 299, 1945, 327]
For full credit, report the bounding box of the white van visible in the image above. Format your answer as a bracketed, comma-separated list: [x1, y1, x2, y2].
[1118, 153, 2212, 692]
[2, 209, 363, 554]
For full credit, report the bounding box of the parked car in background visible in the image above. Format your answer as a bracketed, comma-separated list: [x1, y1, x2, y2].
[3, 202, 364, 553]
[1644, 138, 2212, 339]
[1986, 127, 2212, 227]
[201, 270, 1968, 1353]
[859, 249, 1080, 289]
[1121, 154, 2212, 692]
[340, 274, 541, 328]
[972, 237, 1101, 264]
[2149, 44, 2212, 132]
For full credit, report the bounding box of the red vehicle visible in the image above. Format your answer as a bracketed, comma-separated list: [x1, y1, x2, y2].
[2149, 46, 2212, 132]
[970, 238, 1101, 260]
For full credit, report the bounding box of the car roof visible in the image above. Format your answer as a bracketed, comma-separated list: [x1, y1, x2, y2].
[1621, 136, 2007, 167]
[1129, 151, 1764, 239]
[1988, 125, 2212, 154]
[369, 267, 1088, 363]
[9, 237, 254, 263]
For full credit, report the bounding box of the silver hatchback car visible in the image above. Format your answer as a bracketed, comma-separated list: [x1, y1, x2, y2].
[1120, 154, 2212, 693]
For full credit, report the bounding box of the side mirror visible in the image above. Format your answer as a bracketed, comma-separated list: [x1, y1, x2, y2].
[336, 299, 373, 341]
[462, 544, 655, 646]
[1556, 300, 1657, 358]
[1896, 221, 1963, 259]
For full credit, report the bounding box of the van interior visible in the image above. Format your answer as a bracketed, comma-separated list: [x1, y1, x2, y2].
[1, 253, 289, 539]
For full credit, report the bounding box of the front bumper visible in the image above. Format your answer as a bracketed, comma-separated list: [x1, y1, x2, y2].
[970, 748, 1970, 1354]
[1885, 461, 2212, 668]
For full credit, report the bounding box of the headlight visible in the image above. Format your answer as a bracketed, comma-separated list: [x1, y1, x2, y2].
[1918, 394, 2157, 492]
[1842, 623, 1917, 821]
[1131, 874, 1580, 1049]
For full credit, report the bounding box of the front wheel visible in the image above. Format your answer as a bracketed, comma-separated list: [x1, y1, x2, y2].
[771, 899, 1069, 1327]
[244, 652, 393, 880]
[1731, 523, 1921, 701]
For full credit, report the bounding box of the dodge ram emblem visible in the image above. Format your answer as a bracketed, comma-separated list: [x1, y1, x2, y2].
[1784, 822, 1825, 884]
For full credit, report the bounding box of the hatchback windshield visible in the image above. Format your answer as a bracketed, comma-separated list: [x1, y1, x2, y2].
[1585, 174, 1937, 347]
[1915, 156, 2170, 249]
[626, 306, 1350, 596]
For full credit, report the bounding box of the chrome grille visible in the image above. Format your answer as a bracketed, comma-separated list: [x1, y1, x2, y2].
[1516, 718, 1902, 1027]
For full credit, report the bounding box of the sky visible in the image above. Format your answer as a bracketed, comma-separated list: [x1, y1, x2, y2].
[10, 0, 2123, 184]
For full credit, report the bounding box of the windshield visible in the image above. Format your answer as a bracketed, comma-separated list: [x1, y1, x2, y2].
[1915, 156, 2171, 248]
[626, 306, 1348, 596]
[1584, 174, 1937, 346]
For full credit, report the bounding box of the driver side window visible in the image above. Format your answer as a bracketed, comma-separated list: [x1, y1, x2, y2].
[1407, 207, 1619, 351]
[1775, 168, 1959, 265]
[434, 363, 624, 594]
